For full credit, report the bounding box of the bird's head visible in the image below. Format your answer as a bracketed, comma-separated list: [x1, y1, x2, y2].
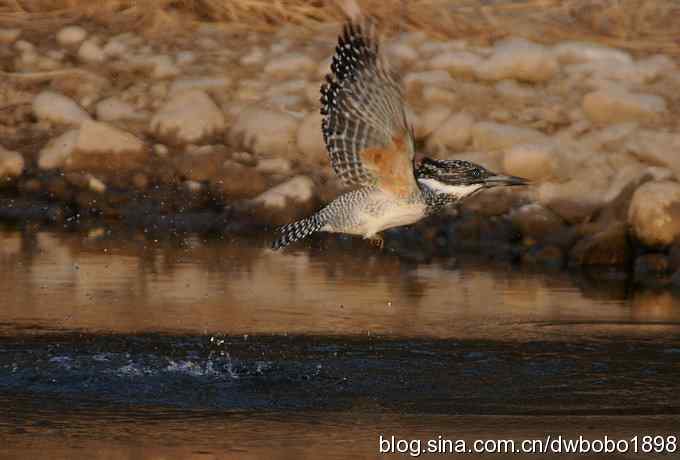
[416, 158, 528, 203]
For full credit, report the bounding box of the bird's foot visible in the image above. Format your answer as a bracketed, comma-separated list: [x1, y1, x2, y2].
[367, 235, 384, 250]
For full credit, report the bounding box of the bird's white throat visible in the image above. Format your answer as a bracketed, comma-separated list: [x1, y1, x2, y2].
[418, 178, 483, 199]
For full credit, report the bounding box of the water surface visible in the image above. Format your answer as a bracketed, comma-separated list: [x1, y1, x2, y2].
[0, 229, 678, 459]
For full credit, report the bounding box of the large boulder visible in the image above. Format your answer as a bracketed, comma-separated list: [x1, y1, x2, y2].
[628, 180, 680, 247]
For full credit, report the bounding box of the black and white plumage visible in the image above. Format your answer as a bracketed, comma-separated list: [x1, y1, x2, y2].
[272, 18, 528, 250]
[320, 19, 414, 189]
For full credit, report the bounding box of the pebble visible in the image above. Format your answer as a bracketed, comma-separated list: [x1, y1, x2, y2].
[414, 105, 452, 139]
[170, 77, 231, 95]
[0, 146, 24, 179]
[296, 111, 327, 165]
[471, 121, 548, 150]
[625, 130, 680, 178]
[428, 50, 482, 76]
[503, 141, 559, 181]
[33, 91, 91, 126]
[628, 180, 680, 247]
[264, 53, 315, 77]
[229, 105, 300, 158]
[476, 38, 558, 83]
[57, 25, 87, 46]
[426, 112, 474, 153]
[251, 175, 315, 210]
[38, 129, 80, 170]
[403, 70, 452, 92]
[151, 90, 226, 144]
[67, 120, 147, 172]
[96, 97, 147, 122]
[0, 28, 21, 45]
[256, 158, 292, 175]
[77, 38, 105, 63]
[582, 88, 666, 124]
[553, 41, 633, 64]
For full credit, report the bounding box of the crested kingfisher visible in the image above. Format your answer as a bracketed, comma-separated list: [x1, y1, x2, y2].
[273, 18, 528, 249]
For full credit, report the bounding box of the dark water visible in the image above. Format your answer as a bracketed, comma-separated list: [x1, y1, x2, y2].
[0, 229, 679, 459]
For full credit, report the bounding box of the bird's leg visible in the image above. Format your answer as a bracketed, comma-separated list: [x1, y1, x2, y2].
[367, 234, 384, 250]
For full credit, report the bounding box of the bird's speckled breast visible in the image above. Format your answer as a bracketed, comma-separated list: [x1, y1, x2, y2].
[321, 187, 427, 238]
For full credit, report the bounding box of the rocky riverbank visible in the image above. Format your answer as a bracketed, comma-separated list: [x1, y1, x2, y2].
[2, 18, 680, 276]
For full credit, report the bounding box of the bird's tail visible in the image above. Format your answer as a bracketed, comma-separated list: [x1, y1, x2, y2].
[272, 213, 326, 249]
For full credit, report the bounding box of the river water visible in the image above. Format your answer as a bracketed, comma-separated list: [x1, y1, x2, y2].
[0, 229, 678, 459]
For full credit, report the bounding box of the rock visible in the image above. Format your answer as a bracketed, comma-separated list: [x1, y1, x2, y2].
[522, 244, 564, 268]
[536, 179, 608, 223]
[57, 26, 87, 46]
[414, 105, 452, 139]
[426, 112, 474, 153]
[471, 121, 547, 150]
[476, 38, 558, 83]
[624, 130, 680, 179]
[634, 253, 671, 276]
[102, 39, 127, 58]
[0, 28, 21, 45]
[174, 146, 228, 182]
[495, 80, 536, 102]
[38, 129, 79, 170]
[628, 180, 680, 247]
[296, 112, 327, 165]
[428, 50, 482, 76]
[77, 38, 105, 63]
[569, 222, 631, 266]
[169, 77, 231, 95]
[509, 203, 566, 242]
[264, 53, 315, 77]
[96, 97, 147, 122]
[230, 105, 300, 158]
[566, 60, 662, 85]
[0, 146, 24, 179]
[149, 55, 180, 79]
[582, 88, 666, 124]
[33, 91, 91, 126]
[256, 158, 292, 175]
[403, 70, 452, 92]
[386, 43, 418, 63]
[240, 48, 265, 66]
[151, 90, 225, 144]
[553, 41, 632, 65]
[250, 175, 315, 224]
[67, 121, 148, 172]
[217, 160, 268, 199]
[422, 87, 458, 105]
[503, 141, 559, 182]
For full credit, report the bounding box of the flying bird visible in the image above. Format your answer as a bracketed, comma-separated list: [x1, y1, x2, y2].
[273, 19, 527, 249]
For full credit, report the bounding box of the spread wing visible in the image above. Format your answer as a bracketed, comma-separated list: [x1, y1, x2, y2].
[320, 19, 417, 197]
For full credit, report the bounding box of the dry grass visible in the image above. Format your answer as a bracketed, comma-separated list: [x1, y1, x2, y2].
[1, 0, 680, 54]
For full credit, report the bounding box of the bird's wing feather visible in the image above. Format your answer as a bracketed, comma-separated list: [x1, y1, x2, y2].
[320, 19, 417, 197]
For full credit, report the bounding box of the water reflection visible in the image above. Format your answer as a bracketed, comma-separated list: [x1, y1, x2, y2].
[0, 228, 679, 340]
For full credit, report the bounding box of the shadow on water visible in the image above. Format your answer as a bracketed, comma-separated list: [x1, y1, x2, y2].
[1, 228, 679, 458]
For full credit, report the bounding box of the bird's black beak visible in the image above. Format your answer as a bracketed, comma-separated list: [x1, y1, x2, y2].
[482, 174, 530, 188]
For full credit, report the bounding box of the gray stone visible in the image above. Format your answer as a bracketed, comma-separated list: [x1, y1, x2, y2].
[476, 38, 558, 82]
[230, 105, 300, 158]
[471, 122, 547, 150]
